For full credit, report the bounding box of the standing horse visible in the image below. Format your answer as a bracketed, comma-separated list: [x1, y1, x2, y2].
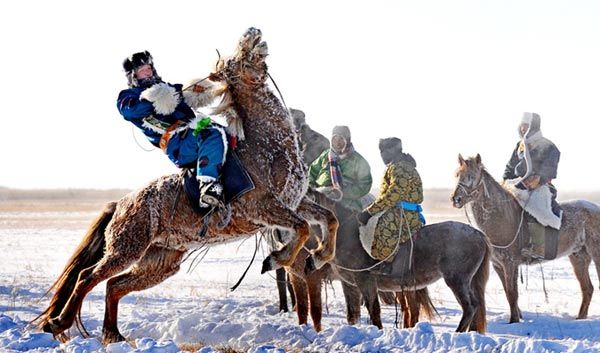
[35, 28, 338, 344]
[284, 192, 436, 332]
[331, 202, 489, 333]
[451, 154, 600, 323]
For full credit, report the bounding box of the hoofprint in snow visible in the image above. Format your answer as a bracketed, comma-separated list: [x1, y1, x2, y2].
[1, 199, 600, 353]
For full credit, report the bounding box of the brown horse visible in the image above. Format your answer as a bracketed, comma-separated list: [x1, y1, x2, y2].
[286, 192, 488, 333]
[451, 154, 600, 323]
[35, 28, 338, 344]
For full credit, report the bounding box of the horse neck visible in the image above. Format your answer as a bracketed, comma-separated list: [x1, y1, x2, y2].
[233, 84, 295, 137]
[469, 170, 522, 237]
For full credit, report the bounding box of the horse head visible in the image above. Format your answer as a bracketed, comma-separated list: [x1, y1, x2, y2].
[451, 153, 485, 208]
[206, 28, 270, 140]
[214, 27, 268, 87]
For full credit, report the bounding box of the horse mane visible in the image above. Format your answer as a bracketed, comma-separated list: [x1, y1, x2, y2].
[471, 161, 522, 230]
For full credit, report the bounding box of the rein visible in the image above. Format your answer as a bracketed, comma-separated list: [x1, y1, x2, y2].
[334, 208, 414, 273]
[459, 173, 526, 249]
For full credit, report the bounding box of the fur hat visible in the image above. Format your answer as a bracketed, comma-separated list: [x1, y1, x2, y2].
[123, 51, 154, 73]
[123, 51, 161, 88]
[379, 137, 402, 153]
[332, 125, 351, 142]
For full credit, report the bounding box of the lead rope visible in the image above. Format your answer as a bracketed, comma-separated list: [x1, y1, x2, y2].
[335, 213, 405, 273]
[131, 126, 155, 152]
[461, 179, 526, 249]
[230, 233, 260, 292]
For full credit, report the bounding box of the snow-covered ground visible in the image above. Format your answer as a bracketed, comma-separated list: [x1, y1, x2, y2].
[1, 204, 600, 352]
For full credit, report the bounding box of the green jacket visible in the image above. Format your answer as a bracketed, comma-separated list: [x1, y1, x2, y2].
[308, 149, 372, 210]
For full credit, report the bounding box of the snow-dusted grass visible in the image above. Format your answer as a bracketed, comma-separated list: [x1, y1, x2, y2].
[1, 199, 600, 352]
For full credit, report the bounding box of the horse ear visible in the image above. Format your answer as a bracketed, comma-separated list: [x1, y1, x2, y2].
[458, 154, 465, 166]
[475, 153, 481, 165]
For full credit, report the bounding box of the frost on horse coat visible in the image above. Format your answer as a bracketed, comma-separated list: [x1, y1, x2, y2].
[36, 27, 338, 345]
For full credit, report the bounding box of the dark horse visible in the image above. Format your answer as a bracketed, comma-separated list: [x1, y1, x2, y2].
[452, 154, 600, 323]
[35, 28, 338, 344]
[282, 192, 437, 332]
[290, 192, 490, 333]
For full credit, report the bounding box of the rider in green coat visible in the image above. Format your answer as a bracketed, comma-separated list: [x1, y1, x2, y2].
[309, 125, 372, 211]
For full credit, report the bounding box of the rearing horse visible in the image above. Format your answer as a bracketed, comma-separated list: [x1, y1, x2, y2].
[36, 28, 338, 344]
[451, 154, 600, 323]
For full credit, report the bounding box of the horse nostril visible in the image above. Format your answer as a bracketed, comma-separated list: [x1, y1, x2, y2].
[454, 196, 462, 204]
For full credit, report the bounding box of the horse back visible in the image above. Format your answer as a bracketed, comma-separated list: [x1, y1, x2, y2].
[412, 221, 488, 275]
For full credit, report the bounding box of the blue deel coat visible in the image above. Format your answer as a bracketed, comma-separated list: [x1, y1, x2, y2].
[116, 83, 196, 147]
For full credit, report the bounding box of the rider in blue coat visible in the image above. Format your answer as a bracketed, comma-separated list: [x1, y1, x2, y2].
[117, 51, 227, 209]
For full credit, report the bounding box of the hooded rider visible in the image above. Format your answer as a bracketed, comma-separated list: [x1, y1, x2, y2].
[503, 112, 561, 259]
[117, 51, 227, 210]
[308, 125, 372, 211]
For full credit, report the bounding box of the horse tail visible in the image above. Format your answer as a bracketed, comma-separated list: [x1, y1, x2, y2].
[34, 201, 116, 331]
[415, 287, 437, 321]
[471, 237, 490, 333]
[378, 291, 398, 305]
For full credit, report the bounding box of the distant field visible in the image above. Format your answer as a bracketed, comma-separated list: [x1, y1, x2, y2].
[1, 187, 597, 213]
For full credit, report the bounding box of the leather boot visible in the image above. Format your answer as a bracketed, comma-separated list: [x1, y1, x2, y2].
[199, 180, 223, 209]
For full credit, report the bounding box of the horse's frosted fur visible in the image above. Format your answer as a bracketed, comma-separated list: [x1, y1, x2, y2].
[452, 155, 600, 323]
[36, 28, 338, 345]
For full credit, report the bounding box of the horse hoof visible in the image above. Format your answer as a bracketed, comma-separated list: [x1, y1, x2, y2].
[102, 330, 127, 345]
[304, 255, 316, 275]
[42, 318, 64, 335]
[261, 256, 276, 274]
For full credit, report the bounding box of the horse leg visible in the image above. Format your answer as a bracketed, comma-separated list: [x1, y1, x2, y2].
[295, 197, 339, 269]
[493, 262, 521, 323]
[341, 281, 361, 325]
[103, 245, 185, 344]
[445, 277, 476, 332]
[287, 272, 296, 310]
[288, 273, 309, 326]
[568, 249, 593, 319]
[45, 251, 141, 336]
[306, 272, 324, 332]
[46, 211, 157, 336]
[260, 204, 312, 272]
[276, 268, 289, 312]
[403, 291, 421, 328]
[354, 273, 382, 329]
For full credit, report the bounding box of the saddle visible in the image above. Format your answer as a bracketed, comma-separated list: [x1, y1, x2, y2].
[182, 149, 255, 215]
[503, 180, 562, 260]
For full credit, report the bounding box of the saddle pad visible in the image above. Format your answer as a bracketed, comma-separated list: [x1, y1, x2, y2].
[358, 211, 384, 258]
[503, 180, 562, 229]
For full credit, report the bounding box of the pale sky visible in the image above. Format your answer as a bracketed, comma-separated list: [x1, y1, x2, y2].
[1, 0, 599, 191]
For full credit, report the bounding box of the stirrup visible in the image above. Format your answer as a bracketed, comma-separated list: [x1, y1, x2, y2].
[521, 247, 544, 260]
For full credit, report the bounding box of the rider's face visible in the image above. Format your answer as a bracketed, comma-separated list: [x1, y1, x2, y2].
[135, 64, 153, 80]
[519, 123, 529, 137]
[331, 135, 347, 153]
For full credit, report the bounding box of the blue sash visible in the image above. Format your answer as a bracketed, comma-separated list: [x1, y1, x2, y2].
[396, 201, 426, 225]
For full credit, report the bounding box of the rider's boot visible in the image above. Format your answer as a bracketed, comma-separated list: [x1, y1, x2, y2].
[199, 180, 224, 209]
[522, 220, 545, 260]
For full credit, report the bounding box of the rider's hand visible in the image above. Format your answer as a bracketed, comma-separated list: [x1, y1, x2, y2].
[357, 209, 372, 226]
[523, 175, 541, 190]
[327, 188, 343, 202]
[192, 84, 206, 93]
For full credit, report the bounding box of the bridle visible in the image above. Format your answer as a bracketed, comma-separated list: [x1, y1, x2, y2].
[456, 168, 525, 250]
